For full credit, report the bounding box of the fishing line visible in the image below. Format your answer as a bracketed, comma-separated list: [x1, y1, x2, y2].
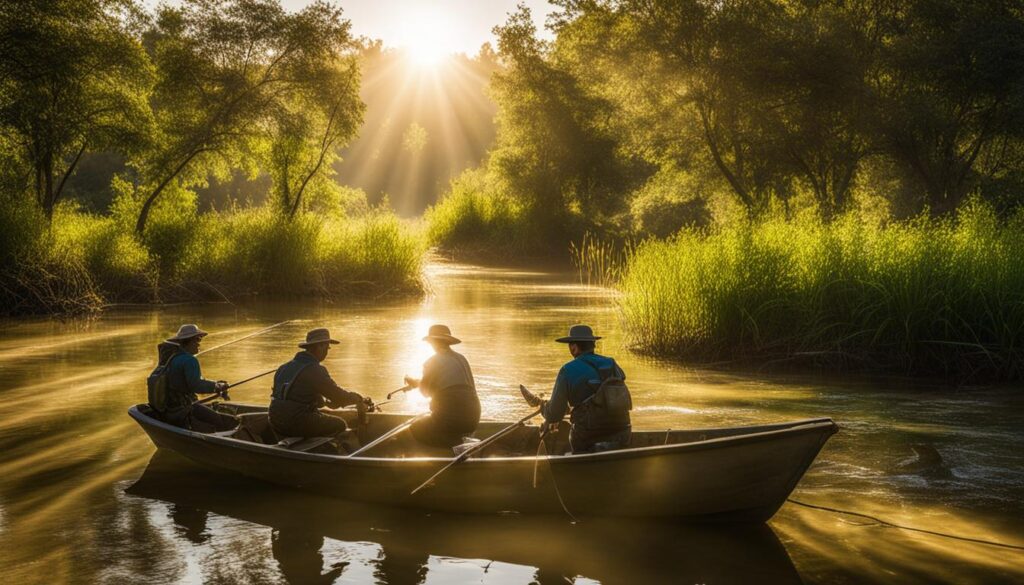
[786, 498, 1024, 551]
[535, 432, 578, 523]
[196, 320, 293, 356]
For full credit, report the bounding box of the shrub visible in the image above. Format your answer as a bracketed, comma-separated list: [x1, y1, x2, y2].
[424, 169, 527, 256]
[177, 207, 423, 299]
[628, 167, 712, 238]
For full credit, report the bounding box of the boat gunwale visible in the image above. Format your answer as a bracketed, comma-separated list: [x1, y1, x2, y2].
[128, 404, 838, 467]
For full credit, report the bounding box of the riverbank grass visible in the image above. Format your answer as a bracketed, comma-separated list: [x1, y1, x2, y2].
[618, 203, 1024, 382]
[0, 203, 425, 315]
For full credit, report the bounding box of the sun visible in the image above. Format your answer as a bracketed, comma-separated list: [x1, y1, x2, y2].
[397, 7, 458, 67]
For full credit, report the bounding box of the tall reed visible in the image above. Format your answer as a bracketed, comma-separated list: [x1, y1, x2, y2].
[569, 232, 633, 286]
[617, 202, 1024, 381]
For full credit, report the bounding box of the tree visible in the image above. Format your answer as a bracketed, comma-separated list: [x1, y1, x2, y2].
[132, 0, 361, 234]
[869, 0, 1024, 216]
[489, 6, 642, 237]
[0, 0, 153, 218]
[268, 59, 362, 219]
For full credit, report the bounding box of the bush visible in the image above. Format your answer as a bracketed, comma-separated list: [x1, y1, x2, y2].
[51, 204, 154, 298]
[629, 167, 712, 238]
[0, 200, 153, 314]
[177, 207, 423, 299]
[617, 200, 1024, 382]
[424, 169, 528, 256]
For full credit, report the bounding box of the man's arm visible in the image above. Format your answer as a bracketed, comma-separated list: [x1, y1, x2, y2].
[311, 366, 363, 408]
[416, 356, 438, 397]
[182, 355, 218, 394]
[542, 368, 571, 424]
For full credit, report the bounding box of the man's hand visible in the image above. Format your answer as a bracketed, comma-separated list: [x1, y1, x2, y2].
[362, 396, 376, 412]
[215, 381, 229, 396]
[403, 375, 420, 388]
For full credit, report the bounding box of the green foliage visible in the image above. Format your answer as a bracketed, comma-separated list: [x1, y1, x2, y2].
[628, 166, 712, 238]
[50, 203, 154, 297]
[0, 0, 154, 217]
[0, 198, 153, 315]
[617, 201, 1024, 381]
[132, 0, 362, 232]
[544, 0, 1024, 220]
[424, 169, 529, 256]
[178, 207, 423, 297]
[487, 6, 645, 242]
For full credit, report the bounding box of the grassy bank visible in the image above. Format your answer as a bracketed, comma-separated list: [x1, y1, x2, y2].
[0, 203, 424, 316]
[616, 203, 1024, 382]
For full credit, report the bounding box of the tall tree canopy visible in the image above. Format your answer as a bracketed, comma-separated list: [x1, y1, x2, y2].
[132, 0, 362, 233]
[0, 0, 152, 218]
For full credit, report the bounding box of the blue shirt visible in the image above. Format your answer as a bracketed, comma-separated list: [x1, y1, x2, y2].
[166, 352, 216, 406]
[542, 352, 625, 424]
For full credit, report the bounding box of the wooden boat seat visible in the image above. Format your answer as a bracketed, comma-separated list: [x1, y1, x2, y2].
[230, 412, 277, 444]
[275, 436, 336, 453]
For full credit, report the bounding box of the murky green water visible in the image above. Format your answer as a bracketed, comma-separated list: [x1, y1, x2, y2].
[0, 262, 1021, 584]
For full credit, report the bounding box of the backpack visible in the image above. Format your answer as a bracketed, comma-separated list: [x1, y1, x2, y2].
[147, 348, 182, 414]
[578, 358, 632, 430]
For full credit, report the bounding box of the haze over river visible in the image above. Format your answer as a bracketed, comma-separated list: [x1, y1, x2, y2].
[0, 262, 1022, 584]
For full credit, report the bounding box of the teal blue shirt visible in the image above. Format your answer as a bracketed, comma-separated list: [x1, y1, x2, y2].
[166, 352, 216, 407]
[542, 352, 625, 424]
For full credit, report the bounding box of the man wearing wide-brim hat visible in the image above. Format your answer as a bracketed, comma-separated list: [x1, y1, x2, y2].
[403, 324, 481, 449]
[152, 324, 237, 432]
[269, 328, 374, 441]
[522, 324, 632, 453]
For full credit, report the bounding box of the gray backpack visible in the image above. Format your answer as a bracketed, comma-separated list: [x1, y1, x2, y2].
[147, 350, 181, 414]
[580, 358, 632, 429]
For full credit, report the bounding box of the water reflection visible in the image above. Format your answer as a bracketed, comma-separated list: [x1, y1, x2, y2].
[126, 450, 803, 584]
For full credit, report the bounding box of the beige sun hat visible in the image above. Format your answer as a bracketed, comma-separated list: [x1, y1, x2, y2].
[166, 324, 208, 342]
[299, 327, 341, 348]
[423, 324, 461, 345]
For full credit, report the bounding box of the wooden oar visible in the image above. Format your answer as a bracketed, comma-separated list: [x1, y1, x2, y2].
[347, 412, 430, 458]
[195, 320, 292, 357]
[196, 367, 277, 404]
[410, 406, 542, 495]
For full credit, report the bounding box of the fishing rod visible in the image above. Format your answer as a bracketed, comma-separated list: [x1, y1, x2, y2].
[195, 320, 292, 357]
[197, 367, 277, 404]
[387, 383, 414, 399]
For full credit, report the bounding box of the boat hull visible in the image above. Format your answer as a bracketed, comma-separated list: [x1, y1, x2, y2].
[128, 404, 837, 522]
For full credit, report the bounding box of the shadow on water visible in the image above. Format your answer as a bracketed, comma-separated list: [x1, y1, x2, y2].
[126, 450, 804, 584]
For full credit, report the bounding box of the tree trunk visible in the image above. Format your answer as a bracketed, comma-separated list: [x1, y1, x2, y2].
[135, 149, 206, 235]
[41, 152, 55, 220]
[699, 105, 754, 212]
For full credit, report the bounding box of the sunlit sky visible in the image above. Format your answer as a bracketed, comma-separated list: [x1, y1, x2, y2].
[149, 1, 556, 58]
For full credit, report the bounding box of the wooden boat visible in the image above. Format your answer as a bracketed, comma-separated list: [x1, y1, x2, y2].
[128, 402, 838, 522]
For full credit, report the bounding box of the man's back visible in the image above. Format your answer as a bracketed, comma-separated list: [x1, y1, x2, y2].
[422, 348, 480, 427]
[552, 352, 625, 412]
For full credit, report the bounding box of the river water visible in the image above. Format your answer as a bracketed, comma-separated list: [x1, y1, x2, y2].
[0, 262, 1021, 584]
